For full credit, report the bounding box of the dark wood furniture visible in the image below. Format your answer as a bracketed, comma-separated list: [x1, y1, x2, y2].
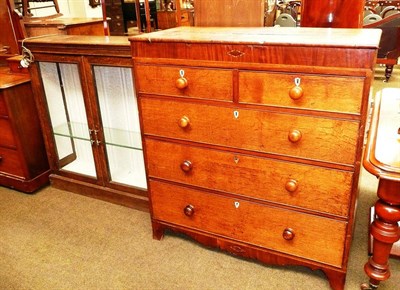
[23, 17, 107, 37]
[130, 27, 381, 290]
[364, 13, 400, 82]
[25, 35, 148, 211]
[361, 90, 400, 290]
[301, 0, 365, 27]
[105, 0, 125, 35]
[194, 0, 265, 26]
[0, 67, 50, 192]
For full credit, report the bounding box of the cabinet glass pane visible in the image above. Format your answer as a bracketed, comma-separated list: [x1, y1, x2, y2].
[94, 66, 147, 189]
[39, 62, 96, 178]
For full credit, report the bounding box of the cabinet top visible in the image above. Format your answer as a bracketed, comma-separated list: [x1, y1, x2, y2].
[129, 27, 381, 48]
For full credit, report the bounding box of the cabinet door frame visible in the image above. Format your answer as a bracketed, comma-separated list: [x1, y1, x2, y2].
[31, 54, 103, 185]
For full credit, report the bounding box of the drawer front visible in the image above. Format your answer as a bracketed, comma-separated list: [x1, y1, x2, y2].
[0, 96, 7, 116]
[136, 64, 233, 101]
[0, 118, 16, 147]
[150, 180, 347, 267]
[0, 147, 24, 177]
[145, 139, 353, 217]
[239, 71, 364, 114]
[140, 97, 360, 165]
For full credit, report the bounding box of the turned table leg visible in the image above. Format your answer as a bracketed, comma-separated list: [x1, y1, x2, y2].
[361, 179, 400, 289]
[384, 65, 394, 82]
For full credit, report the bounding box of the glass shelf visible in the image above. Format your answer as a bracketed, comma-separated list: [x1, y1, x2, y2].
[53, 122, 143, 150]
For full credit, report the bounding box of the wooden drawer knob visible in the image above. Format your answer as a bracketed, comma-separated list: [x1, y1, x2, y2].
[285, 179, 298, 193]
[283, 228, 295, 240]
[184, 204, 195, 217]
[180, 160, 193, 172]
[289, 85, 304, 100]
[176, 77, 188, 89]
[178, 116, 190, 128]
[288, 129, 302, 143]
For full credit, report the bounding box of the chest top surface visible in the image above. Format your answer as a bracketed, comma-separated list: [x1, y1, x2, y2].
[129, 27, 381, 48]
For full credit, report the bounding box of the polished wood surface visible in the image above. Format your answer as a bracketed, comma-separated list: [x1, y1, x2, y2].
[301, 0, 365, 28]
[130, 27, 381, 290]
[0, 67, 50, 192]
[23, 17, 107, 37]
[362, 90, 400, 289]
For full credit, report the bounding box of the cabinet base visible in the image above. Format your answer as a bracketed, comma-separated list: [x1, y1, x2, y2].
[0, 169, 50, 193]
[50, 174, 149, 212]
[152, 220, 347, 290]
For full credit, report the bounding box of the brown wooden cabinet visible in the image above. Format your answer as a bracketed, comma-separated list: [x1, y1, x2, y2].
[130, 27, 381, 289]
[25, 35, 147, 210]
[0, 67, 49, 192]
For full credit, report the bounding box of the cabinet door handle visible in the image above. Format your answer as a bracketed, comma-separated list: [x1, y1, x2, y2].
[176, 77, 188, 89]
[0, 155, 3, 162]
[183, 204, 195, 217]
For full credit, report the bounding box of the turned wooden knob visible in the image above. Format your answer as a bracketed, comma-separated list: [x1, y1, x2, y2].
[184, 204, 195, 217]
[180, 160, 193, 172]
[283, 228, 295, 240]
[288, 129, 302, 143]
[289, 85, 304, 100]
[176, 77, 188, 89]
[178, 116, 190, 128]
[285, 179, 298, 193]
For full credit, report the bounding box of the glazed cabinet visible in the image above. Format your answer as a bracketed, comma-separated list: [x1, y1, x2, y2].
[25, 35, 147, 210]
[130, 27, 381, 289]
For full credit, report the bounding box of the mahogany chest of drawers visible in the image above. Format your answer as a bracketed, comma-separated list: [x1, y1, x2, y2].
[130, 27, 381, 290]
[0, 67, 49, 192]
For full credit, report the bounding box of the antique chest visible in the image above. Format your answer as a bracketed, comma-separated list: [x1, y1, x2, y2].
[130, 27, 381, 289]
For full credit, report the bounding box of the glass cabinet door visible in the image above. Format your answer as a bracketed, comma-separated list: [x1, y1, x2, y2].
[93, 66, 147, 190]
[39, 62, 97, 178]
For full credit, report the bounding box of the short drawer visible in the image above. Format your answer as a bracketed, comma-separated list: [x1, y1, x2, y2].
[0, 147, 24, 177]
[140, 97, 360, 165]
[135, 64, 233, 101]
[239, 71, 364, 114]
[145, 139, 353, 217]
[0, 96, 7, 116]
[0, 118, 16, 148]
[150, 180, 347, 267]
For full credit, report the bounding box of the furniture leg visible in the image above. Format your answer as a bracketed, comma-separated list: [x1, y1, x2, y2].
[362, 179, 400, 289]
[384, 65, 394, 82]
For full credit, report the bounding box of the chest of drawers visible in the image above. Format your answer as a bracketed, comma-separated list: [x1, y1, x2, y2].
[130, 27, 381, 290]
[0, 67, 49, 192]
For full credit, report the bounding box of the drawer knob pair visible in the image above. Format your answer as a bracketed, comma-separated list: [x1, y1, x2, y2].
[184, 204, 195, 217]
[282, 228, 295, 241]
[288, 129, 302, 143]
[285, 179, 298, 193]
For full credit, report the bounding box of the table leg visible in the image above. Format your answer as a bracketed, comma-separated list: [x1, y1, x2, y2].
[361, 180, 400, 289]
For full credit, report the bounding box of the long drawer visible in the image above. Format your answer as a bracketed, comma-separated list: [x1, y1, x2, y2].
[140, 97, 360, 165]
[0, 118, 16, 148]
[0, 147, 24, 177]
[136, 64, 233, 101]
[150, 180, 347, 267]
[239, 71, 364, 114]
[145, 139, 353, 217]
